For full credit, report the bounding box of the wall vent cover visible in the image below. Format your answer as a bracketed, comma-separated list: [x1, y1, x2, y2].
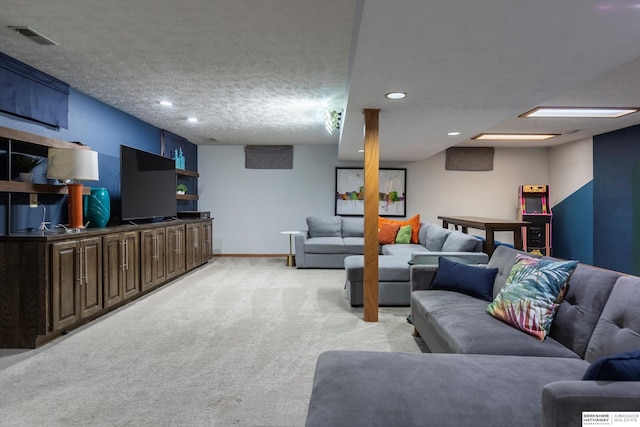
[8, 26, 58, 46]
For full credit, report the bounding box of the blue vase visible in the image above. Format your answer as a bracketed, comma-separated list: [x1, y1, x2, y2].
[86, 187, 111, 228]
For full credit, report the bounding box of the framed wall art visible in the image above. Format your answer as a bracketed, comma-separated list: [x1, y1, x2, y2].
[335, 167, 406, 217]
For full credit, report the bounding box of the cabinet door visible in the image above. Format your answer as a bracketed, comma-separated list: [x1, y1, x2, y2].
[154, 227, 167, 285]
[166, 224, 185, 279]
[122, 231, 140, 299]
[186, 222, 202, 270]
[140, 229, 156, 291]
[201, 220, 213, 261]
[51, 241, 80, 331]
[141, 227, 167, 291]
[103, 233, 124, 308]
[80, 237, 102, 319]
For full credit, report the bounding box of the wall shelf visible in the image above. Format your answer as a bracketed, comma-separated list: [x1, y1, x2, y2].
[176, 168, 199, 178]
[1, 126, 93, 234]
[176, 194, 198, 201]
[0, 181, 91, 195]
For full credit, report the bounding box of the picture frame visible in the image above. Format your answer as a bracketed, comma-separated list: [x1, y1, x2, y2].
[335, 167, 406, 217]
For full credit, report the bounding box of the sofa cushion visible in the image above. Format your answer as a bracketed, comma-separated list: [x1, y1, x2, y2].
[345, 255, 410, 282]
[343, 237, 364, 254]
[486, 245, 527, 298]
[585, 276, 640, 362]
[342, 217, 364, 237]
[304, 237, 344, 254]
[306, 351, 589, 427]
[381, 244, 424, 259]
[487, 254, 578, 341]
[379, 214, 420, 243]
[395, 225, 412, 244]
[307, 216, 342, 238]
[422, 223, 450, 251]
[582, 349, 640, 381]
[430, 257, 498, 302]
[549, 263, 621, 359]
[378, 222, 401, 244]
[411, 290, 580, 358]
[441, 231, 480, 252]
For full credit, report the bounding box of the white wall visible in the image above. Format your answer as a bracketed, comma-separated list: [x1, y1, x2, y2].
[198, 144, 358, 254]
[407, 147, 550, 244]
[549, 137, 593, 207]
[199, 145, 550, 253]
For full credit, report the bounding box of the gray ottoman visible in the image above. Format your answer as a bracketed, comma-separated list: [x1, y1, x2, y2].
[344, 255, 411, 306]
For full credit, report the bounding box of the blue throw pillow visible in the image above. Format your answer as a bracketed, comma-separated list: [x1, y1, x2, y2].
[429, 257, 498, 302]
[582, 349, 640, 381]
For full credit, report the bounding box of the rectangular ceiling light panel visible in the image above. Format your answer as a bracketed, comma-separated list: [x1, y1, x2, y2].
[521, 107, 639, 118]
[472, 133, 558, 141]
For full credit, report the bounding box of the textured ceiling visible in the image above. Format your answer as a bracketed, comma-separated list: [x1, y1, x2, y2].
[0, 0, 354, 146]
[2, 1, 640, 162]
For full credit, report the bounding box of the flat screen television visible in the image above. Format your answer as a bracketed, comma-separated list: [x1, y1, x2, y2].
[120, 145, 176, 221]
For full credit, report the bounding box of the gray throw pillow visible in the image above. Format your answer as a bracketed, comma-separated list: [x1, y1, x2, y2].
[423, 224, 451, 251]
[342, 217, 364, 237]
[442, 231, 480, 252]
[307, 216, 342, 237]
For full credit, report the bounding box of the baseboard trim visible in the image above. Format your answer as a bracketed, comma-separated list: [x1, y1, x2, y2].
[211, 254, 288, 258]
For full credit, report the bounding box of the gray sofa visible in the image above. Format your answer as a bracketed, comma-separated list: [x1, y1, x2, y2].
[294, 215, 485, 269]
[305, 246, 640, 427]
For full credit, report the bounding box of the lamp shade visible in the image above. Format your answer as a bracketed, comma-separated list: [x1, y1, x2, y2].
[47, 148, 99, 181]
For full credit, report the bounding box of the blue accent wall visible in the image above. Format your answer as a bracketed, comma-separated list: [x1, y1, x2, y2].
[593, 123, 640, 274]
[1, 85, 197, 233]
[552, 181, 593, 265]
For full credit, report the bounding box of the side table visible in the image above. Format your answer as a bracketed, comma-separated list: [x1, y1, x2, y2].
[280, 231, 301, 267]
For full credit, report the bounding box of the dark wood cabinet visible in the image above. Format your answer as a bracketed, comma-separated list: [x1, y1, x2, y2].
[202, 220, 213, 261]
[51, 240, 81, 331]
[186, 222, 202, 270]
[0, 218, 212, 349]
[141, 227, 167, 291]
[166, 224, 185, 280]
[50, 237, 102, 331]
[103, 231, 139, 307]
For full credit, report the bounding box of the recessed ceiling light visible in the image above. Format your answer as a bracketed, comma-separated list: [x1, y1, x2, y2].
[472, 133, 558, 141]
[385, 92, 406, 100]
[159, 100, 173, 106]
[357, 149, 364, 153]
[187, 117, 198, 122]
[520, 107, 639, 118]
[447, 131, 461, 136]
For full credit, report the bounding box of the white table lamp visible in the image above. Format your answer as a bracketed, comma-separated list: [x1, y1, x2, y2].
[47, 148, 99, 229]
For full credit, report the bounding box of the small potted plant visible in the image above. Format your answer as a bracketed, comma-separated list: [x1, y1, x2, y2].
[12, 154, 43, 183]
[176, 183, 188, 195]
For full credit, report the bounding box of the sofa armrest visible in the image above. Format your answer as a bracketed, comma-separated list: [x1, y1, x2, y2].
[410, 251, 489, 265]
[410, 265, 438, 291]
[541, 380, 640, 427]
[294, 231, 309, 268]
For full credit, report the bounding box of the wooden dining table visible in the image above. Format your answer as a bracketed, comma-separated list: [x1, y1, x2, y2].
[437, 215, 530, 257]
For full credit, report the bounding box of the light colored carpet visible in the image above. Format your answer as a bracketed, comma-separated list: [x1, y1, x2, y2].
[0, 257, 425, 426]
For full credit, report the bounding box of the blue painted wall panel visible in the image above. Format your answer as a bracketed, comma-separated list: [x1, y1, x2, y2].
[1, 86, 197, 233]
[551, 181, 593, 264]
[593, 124, 640, 274]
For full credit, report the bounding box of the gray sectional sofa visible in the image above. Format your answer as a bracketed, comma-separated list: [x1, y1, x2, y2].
[295, 215, 488, 306]
[294, 215, 485, 269]
[305, 246, 640, 427]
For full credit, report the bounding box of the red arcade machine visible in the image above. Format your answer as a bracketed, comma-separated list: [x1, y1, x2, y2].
[518, 184, 552, 255]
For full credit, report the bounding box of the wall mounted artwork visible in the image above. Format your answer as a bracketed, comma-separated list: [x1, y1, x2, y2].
[335, 167, 406, 217]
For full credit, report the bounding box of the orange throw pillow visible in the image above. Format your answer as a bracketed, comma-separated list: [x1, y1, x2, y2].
[379, 214, 420, 243]
[378, 222, 401, 244]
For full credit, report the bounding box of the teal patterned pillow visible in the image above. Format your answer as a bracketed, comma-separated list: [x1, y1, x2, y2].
[487, 254, 578, 340]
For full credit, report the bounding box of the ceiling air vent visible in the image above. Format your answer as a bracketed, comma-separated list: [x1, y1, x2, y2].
[8, 26, 58, 46]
